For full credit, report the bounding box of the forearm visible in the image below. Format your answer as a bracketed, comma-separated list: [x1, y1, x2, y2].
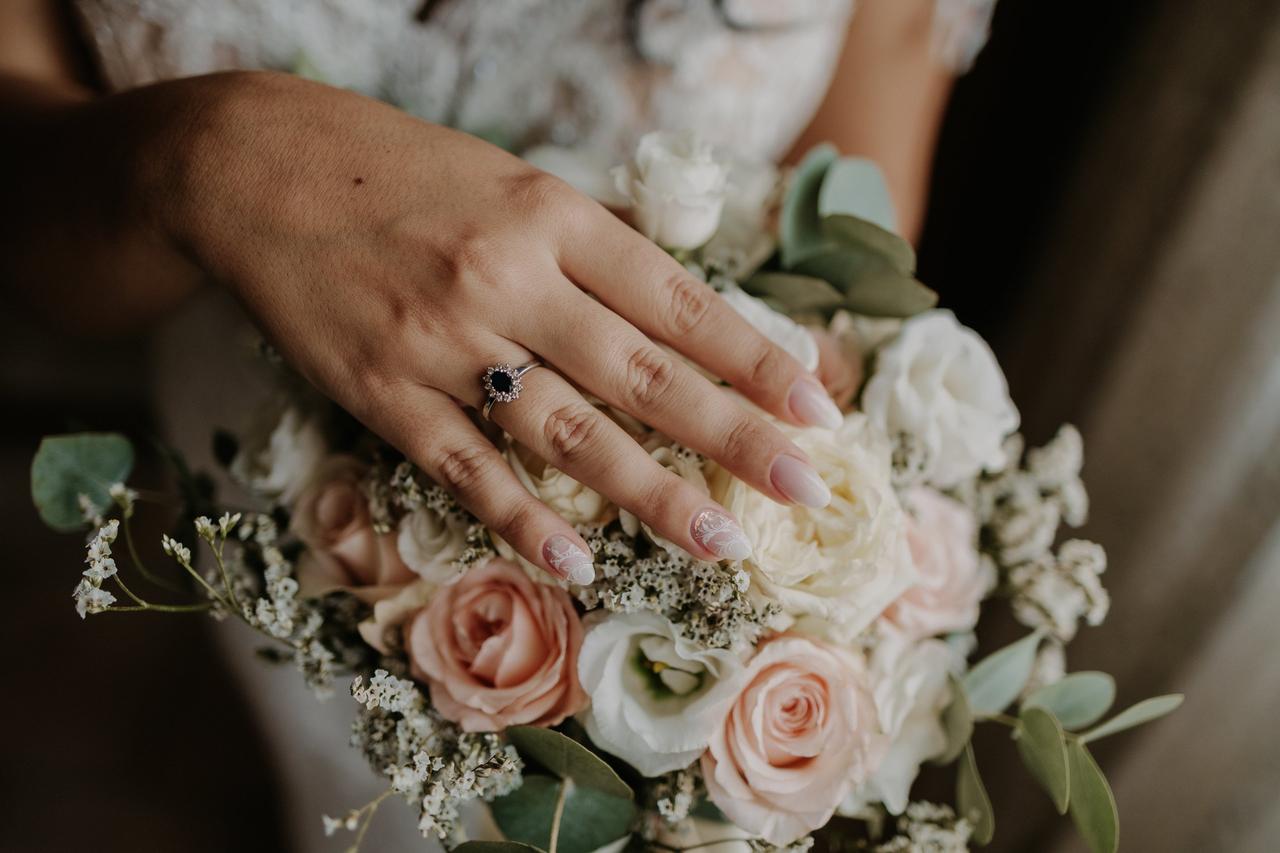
[0, 73, 208, 335]
[788, 0, 957, 243]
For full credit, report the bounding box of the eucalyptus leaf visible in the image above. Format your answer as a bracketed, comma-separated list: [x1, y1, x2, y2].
[1066, 741, 1119, 853]
[1024, 672, 1116, 730]
[1079, 694, 1184, 744]
[962, 631, 1044, 716]
[793, 250, 937, 318]
[822, 213, 916, 275]
[816, 158, 898, 233]
[31, 433, 135, 532]
[491, 775, 635, 853]
[957, 744, 994, 845]
[505, 727, 633, 799]
[779, 144, 837, 267]
[743, 272, 845, 313]
[1016, 707, 1070, 814]
[454, 843, 546, 853]
[936, 675, 973, 764]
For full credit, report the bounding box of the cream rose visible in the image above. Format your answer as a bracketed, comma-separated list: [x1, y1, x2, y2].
[505, 442, 614, 526]
[702, 635, 887, 845]
[881, 488, 994, 639]
[708, 412, 914, 642]
[230, 406, 326, 504]
[841, 633, 962, 816]
[577, 611, 747, 776]
[613, 130, 729, 250]
[406, 558, 587, 731]
[291, 455, 416, 603]
[396, 505, 470, 585]
[720, 287, 819, 373]
[861, 310, 1019, 487]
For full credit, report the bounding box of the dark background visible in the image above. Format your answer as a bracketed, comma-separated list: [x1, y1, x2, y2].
[3, 0, 1245, 850]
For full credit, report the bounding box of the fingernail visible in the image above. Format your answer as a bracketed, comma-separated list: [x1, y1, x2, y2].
[543, 535, 595, 585]
[770, 455, 831, 508]
[788, 377, 843, 430]
[692, 509, 752, 561]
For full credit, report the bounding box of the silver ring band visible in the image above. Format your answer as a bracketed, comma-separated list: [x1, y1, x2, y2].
[482, 361, 541, 420]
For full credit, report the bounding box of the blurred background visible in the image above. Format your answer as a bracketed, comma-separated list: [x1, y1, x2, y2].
[4, 0, 1280, 850]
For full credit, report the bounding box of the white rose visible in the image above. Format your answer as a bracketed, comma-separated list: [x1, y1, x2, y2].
[613, 130, 729, 250]
[505, 442, 615, 526]
[720, 287, 819, 372]
[577, 611, 747, 776]
[701, 155, 779, 277]
[708, 412, 915, 643]
[842, 634, 962, 816]
[396, 506, 470, 585]
[620, 441, 710, 558]
[862, 310, 1019, 488]
[230, 406, 326, 504]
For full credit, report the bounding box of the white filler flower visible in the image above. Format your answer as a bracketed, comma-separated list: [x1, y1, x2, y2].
[613, 130, 729, 250]
[862, 310, 1019, 488]
[577, 610, 747, 776]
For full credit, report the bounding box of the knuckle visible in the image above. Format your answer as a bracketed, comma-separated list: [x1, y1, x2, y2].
[441, 225, 504, 284]
[744, 342, 790, 390]
[721, 415, 768, 463]
[434, 443, 494, 495]
[498, 499, 544, 541]
[544, 404, 603, 464]
[506, 169, 572, 216]
[623, 345, 676, 408]
[637, 470, 687, 517]
[664, 273, 714, 336]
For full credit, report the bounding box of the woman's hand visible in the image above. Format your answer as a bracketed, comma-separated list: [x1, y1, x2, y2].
[157, 73, 844, 583]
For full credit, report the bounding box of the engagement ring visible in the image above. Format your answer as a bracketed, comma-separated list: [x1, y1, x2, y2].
[482, 361, 541, 419]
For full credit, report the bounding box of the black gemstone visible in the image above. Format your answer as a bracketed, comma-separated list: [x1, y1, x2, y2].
[490, 371, 514, 394]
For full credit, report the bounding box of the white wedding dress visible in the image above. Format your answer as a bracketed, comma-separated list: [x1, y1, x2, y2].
[71, 1, 994, 849]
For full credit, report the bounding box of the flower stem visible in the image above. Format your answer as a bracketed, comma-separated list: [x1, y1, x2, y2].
[105, 602, 213, 613]
[122, 514, 183, 593]
[548, 778, 571, 853]
[347, 788, 394, 853]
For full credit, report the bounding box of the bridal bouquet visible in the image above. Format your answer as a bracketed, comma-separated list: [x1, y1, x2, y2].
[34, 132, 1180, 853]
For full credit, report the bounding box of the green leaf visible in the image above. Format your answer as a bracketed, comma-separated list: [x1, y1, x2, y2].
[936, 675, 973, 764]
[1024, 672, 1116, 730]
[505, 727, 633, 799]
[454, 843, 546, 853]
[743, 272, 845, 313]
[1079, 694, 1184, 743]
[31, 433, 135, 532]
[1066, 741, 1119, 853]
[962, 631, 1044, 716]
[792, 249, 935, 318]
[816, 158, 898, 233]
[491, 775, 634, 853]
[956, 743, 994, 845]
[779, 144, 838, 267]
[1016, 707, 1071, 814]
[822, 213, 916, 276]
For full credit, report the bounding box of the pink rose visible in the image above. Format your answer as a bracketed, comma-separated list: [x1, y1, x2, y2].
[881, 488, 993, 638]
[702, 636, 886, 845]
[291, 455, 416, 604]
[406, 558, 588, 732]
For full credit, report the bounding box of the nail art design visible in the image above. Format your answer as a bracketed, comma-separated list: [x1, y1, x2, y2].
[692, 509, 752, 561]
[544, 535, 596, 585]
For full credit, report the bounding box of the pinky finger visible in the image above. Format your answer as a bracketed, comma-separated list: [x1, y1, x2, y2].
[369, 384, 596, 585]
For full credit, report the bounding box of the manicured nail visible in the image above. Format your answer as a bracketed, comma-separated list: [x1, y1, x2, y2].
[770, 455, 831, 508]
[692, 509, 752, 561]
[543, 535, 595, 585]
[788, 377, 842, 430]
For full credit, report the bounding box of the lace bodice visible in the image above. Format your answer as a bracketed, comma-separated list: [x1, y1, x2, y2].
[75, 0, 994, 164]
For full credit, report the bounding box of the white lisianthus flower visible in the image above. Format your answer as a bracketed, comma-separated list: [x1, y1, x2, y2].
[613, 130, 729, 250]
[842, 634, 963, 816]
[720, 286, 820, 372]
[230, 406, 326, 504]
[708, 411, 915, 643]
[504, 442, 615, 526]
[862, 310, 1019, 488]
[577, 611, 747, 777]
[396, 506, 469, 585]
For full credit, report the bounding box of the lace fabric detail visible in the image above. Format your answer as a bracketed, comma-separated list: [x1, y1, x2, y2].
[74, 0, 994, 164]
